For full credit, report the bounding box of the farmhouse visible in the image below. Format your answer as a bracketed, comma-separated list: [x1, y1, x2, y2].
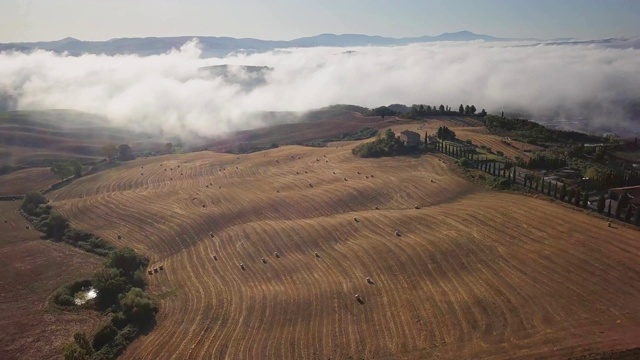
[400, 130, 421, 147]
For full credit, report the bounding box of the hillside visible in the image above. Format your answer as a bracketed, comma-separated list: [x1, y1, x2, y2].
[44, 127, 640, 359]
[204, 109, 392, 153]
[0, 110, 159, 167]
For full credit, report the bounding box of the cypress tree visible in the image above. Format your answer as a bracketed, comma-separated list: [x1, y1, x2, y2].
[625, 202, 633, 222]
[596, 194, 605, 213]
[635, 206, 640, 226]
[574, 189, 581, 206]
[554, 182, 558, 198]
[535, 180, 540, 192]
[513, 168, 517, 184]
[615, 200, 622, 219]
[541, 179, 545, 193]
[559, 183, 567, 201]
[582, 192, 589, 209]
[607, 199, 612, 217]
[547, 181, 552, 196]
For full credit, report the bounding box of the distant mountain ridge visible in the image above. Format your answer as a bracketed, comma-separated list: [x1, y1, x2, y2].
[0, 31, 510, 57]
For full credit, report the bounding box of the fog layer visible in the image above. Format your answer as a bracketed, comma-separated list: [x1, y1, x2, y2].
[1, 40, 639, 138]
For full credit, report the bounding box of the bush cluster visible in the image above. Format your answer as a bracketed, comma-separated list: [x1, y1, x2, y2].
[352, 129, 408, 158]
[20, 195, 157, 360]
[21, 193, 115, 256]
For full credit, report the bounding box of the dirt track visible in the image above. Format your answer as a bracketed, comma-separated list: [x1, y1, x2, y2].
[48, 140, 640, 359]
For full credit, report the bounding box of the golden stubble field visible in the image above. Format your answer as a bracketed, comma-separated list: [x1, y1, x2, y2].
[47, 130, 640, 359]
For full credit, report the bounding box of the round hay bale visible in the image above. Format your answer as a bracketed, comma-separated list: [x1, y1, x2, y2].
[261, 257, 267, 264]
[153, 268, 159, 273]
[395, 230, 401, 237]
[366, 277, 374, 284]
[365, 176, 369, 179]
[370, 175, 374, 178]
[213, 255, 218, 261]
[305, 171, 308, 174]
[314, 252, 320, 258]
[344, 177, 348, 181]
[25, 225, 29, 229]
[354, 217, 358, 222]
[274, 252, 280, 258]
[357, 171, 361, 174]
[374, 206, 379, 210]
[148, 270, 153, 275]
[159, 265, 164, 270]
[309, 183, 313, 187]
[202, 204, 206, 208]
[117, 234, 122, 239]
[333, 171, 336, 174]
[608, 221, 612, 227]
[414, 205, 420, 209]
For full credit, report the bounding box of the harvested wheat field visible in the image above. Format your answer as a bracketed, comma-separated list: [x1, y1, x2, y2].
[0, 167, 59, 196]
[0, 201, 104, 360]
[47, 141, 640, 359]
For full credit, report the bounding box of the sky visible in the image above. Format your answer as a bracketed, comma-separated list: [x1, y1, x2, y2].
[1, 0, 640, 42]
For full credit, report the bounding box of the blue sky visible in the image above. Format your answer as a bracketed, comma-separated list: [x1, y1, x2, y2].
[1, 0, 639, 42]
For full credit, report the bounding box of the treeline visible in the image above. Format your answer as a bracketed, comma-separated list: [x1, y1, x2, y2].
[433, 143, 640, 226]
[591, 169, 640, 191]
[352, 129, 410, 158]
[21, 193, 115, 256]
[20, 193, 157, 360]
[364, 103, 487, 119]
[484, 115, 604, 144]
[404, 104, 486, 119]
[516, 154, 568, 170]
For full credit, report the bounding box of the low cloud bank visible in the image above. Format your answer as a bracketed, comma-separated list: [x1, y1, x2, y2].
[1, 39, 639, 139]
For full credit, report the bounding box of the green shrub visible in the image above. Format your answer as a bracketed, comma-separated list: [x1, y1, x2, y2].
[93, 324, 118, 351]
[21, 192, 47, 215]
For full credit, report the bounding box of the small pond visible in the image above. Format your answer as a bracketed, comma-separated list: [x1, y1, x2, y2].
[74, 287, 97, 305]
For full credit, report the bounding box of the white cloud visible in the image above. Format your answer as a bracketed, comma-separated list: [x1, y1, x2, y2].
[1, 39, 639, 139]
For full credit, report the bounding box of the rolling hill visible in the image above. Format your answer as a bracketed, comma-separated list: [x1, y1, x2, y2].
[39, 119, 640, 359]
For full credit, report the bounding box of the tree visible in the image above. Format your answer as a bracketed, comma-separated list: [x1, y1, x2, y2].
[21, 192, 47, 215]
[106, 247, 149, 286]
[438, 104, 445, 113]
[102, 144, 117, 162]
[458, 104, 464, 114]
[164, 142, 174, 154]
[119, 288, 158, 328]
[63, 332, 93, 360]
[470, 105, 477, 115]
[625, 202, 633, 222]
[93, 268, 129, 309]
[582, 192, 589, 209]
[635, 206, 640, 226]
[464, 105, 470, 115]
[596, 194, 605, 213]
[573, 189, 581, 206]
[559, 183, 567, 202]
[118, 144, 134, 161]
[607, 198, 612, 217]
[42, 212, 69, 240]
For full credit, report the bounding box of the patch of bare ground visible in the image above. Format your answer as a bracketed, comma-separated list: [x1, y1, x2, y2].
[0, 201, 104, 360]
